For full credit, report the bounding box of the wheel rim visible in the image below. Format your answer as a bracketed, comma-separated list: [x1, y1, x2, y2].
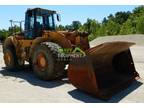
[4, 52, 11, 65]
[37, 53, 47, 70]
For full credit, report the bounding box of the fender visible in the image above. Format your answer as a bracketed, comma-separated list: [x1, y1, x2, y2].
[3, 36, 15, 52]
[29, 31, 72, 58]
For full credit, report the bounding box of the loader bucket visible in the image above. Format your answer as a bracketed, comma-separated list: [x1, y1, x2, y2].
[68, 42, 139, 100]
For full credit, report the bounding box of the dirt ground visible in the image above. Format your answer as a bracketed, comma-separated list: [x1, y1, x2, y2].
[0, 34, 144, 103]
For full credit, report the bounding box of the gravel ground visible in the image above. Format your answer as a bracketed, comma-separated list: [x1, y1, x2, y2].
[0, 34, 144, 103]
[90, 34, 144, 47]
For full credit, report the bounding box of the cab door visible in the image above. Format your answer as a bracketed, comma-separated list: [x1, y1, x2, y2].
[24, 11, 35, 39]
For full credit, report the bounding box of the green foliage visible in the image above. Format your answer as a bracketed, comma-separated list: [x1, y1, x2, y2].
[65, 25, 73, 31]
[95, 24, 107, 36]
[88, 33, 97, 41]
[0, 29, 9, 42]
[0, 25, 21, 42]
[72, 21, 81, 30]
[105, 20, 120, 35]
[56, 25, 65, 31]
[85, 6, 144, 41]
[56, 7, 139, 41]
[120, 19, 136, 35]
[136, 15, 144, 34]
[75, 19, 100, 33]
[114, 11, 131, 24]
[8, 25, 21, 35]
[56, 6, 144, 41]
[133, 6, 144, 17]
[78, 19, 100, 41]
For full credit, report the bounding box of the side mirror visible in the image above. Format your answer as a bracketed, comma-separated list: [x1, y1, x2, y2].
[57, 14, 61, 22]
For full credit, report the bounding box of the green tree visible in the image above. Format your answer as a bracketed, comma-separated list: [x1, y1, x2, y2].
[65, 25, 73, 31]
[80, 18, 92, 33]
[56, 24, 65, 31]
[102, 17, 108, 24]
[88, 33, 97, 41]
[72, 21, 81, 30]
[105, 20, 120, 35]
[0, 29, 9, 42]
[8, 25, 21, 35]
[120, 19, 136, 35]
[136, 15, 144, 34]
[79, 18, 100, 33]
[133, 6, 144, 17]
[107, 14, 115, 21]
[95, 24, 107, 36]
[114, 11, 131, 25]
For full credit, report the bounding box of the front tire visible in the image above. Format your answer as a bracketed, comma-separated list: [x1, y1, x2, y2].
[32, 42, 66, 80]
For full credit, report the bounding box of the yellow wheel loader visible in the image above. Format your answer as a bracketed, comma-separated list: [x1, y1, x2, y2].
[3, 8, 139, 100]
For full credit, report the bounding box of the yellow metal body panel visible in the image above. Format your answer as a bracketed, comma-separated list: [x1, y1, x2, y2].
[20, 40, 33, 47]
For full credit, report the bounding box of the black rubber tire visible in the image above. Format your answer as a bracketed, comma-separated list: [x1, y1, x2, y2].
[32, 42, 66, 80]
[3, 46, 23, 71]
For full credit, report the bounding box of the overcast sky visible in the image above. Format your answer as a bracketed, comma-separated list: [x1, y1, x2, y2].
[0, 5, 138, 29]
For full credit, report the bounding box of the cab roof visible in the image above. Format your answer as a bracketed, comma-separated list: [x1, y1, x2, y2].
[26, 8, 57, 14]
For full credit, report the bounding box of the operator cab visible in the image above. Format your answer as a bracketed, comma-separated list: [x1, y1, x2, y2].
[25, 8, 60, 39]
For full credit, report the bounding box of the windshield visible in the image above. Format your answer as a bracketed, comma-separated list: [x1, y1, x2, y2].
[44, 14, 55, 30]
[36, 14, 56, 31]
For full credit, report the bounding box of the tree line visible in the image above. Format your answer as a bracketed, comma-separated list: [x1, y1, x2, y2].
[57, 6, 144, 41]
[1, 6, 144, 42]
[0, 26, 20, 42]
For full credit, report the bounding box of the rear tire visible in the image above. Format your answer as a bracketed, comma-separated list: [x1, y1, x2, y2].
[3, 46, 24, 71]
[32, 42, 66, 80]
